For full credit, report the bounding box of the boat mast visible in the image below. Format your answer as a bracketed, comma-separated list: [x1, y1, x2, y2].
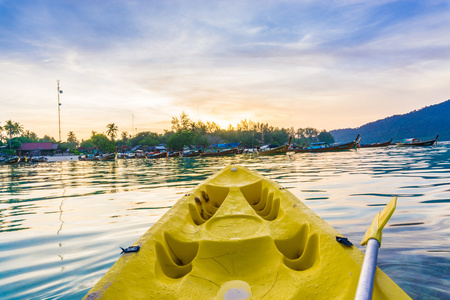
[57, 80, 62, 142]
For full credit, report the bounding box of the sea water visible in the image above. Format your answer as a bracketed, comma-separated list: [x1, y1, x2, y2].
[0, 144, 449, 299]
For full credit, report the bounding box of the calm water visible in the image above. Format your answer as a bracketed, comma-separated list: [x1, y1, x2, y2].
[0, 144, 449, 299]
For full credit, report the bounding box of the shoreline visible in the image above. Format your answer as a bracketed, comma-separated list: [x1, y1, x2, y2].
[44, 155, 79, 162]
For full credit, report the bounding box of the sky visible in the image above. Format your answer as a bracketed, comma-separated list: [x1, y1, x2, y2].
[1, 0, 450, 141]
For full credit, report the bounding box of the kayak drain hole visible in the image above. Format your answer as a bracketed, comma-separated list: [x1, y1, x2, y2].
[189, 185, 229, 225]
[275, 224, 319, 271]
[240, 180, 283, 221]
[155, 232, 199, 279]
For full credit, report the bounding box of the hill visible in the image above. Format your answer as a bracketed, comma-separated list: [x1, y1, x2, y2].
[330, 99, 450, 143]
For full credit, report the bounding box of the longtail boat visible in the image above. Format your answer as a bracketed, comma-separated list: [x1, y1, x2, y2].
[358, 138, 393, 148]
[396, 135, 439, 147]
[200, 143, 241, 157]
[99, 153, 116, 161]
[99, 148, 118, 161]
[147, 152, 168, 159]
[78, 154, 100, 161]
[180, 146, 201, 157]
[180, 151, 200, 157]
[295, 134, 360, 153]
[1, 156, 20, 165]
[167, 151, 180, 158]
[83, 166, 410, 300]
[135, 150, 146, 158]
[258, 136, 292, 156]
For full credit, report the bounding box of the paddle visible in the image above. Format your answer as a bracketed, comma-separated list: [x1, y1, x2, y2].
[354, 197, 397, 300]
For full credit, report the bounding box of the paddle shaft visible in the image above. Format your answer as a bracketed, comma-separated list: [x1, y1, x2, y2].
[355, 238, 379, 300]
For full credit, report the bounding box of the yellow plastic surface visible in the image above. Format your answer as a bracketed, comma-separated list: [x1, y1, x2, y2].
[84, 166, 411, 300]
[361, 197, 397, 246]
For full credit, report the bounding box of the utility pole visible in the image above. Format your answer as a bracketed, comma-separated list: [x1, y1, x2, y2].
[57, 80, 62, 142]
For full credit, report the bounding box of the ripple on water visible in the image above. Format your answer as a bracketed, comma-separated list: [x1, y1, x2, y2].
[0, 144, 449, 299]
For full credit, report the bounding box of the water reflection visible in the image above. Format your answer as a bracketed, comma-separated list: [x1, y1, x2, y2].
[0, 144, 449, 299]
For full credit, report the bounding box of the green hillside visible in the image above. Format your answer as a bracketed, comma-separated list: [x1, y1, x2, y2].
[330, 99, 450, 143]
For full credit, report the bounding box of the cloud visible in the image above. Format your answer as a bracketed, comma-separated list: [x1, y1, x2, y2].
[1, 0, 450, 139]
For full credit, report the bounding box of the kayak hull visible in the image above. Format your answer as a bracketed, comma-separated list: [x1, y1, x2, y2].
[84, 166, 410, 300]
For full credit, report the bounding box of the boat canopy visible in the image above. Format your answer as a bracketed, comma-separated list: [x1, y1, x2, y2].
[403, 138, 419, 143]
[212, 142, 240, 148]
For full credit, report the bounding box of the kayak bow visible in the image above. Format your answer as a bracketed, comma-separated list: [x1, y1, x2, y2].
[84, 166, 410, 300]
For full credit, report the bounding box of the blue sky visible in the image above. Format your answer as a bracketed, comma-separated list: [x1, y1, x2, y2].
[1, 0, 450, 140]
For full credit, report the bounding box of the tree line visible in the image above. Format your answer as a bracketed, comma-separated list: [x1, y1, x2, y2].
[0, 113, 335, 154]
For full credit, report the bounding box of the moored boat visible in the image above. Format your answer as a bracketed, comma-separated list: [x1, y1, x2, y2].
[200, 143, 241, 157]
[167, 151, 180, 158]
[1, 156, 20, 165]
[147, 151, 168, 159]
[295, 134, 360, 153]
[135, 150, 146, 158]
[180, 146, 201, 157]
[180, 150, 200, 157]
[78, 154, 100, 161]
[358, 138, 393, 148]
[396, 135, 439, 147]
[83, 166, 410, 300]
[30, 156, 48, 163]
[99, 153, 117, 161]
[258, 136, 292, 156]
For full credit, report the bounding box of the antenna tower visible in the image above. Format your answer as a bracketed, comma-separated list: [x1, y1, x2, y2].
[57, 80, 62, 141]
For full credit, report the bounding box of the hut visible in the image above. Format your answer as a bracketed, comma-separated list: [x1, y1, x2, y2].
[18, 143, 58, 156]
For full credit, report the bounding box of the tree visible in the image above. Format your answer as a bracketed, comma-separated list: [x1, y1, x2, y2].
[67, 131, 79, 149]
[80, 139, 94, 149]
[317, 130, 335, 144]
[4, 120, 23, 150]
[130, 131, 161, 147]
[206, 121, 221, 133]
[238, 119, 250, 131]
[171, 112, 194, 132]
[39, 135, 57, 143]
[106, 123, 118, 140]
[0, 124, 3, 144]
[121, 131, 129, 143]
[23, 130, 38, 141]
[91, 133, 115, 152]
[167, 130, 195, 151]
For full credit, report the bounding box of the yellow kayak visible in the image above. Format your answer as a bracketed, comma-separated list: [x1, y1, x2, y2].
[84, 166, 410, 299]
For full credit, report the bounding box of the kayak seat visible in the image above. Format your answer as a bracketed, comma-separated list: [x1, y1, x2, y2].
[274, 224, 319, 271]
[155, 232, 199, 279]
[189, 185, 230, 225]
[240, 180, 283, 221]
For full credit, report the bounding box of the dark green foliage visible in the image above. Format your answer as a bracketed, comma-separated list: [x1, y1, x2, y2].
[167, 131, 195, 151]
[80, 139, 94, 149]
[2, 114, 335, 153]
[9, 138, 23, 150]
[90, 133, 115, 152]
[39, 135, 57, 143]
[318, 131, 335, 144]
[130, 131, 161, 147]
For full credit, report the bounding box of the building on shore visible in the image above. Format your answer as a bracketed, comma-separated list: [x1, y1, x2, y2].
[18, 143, 58, 156]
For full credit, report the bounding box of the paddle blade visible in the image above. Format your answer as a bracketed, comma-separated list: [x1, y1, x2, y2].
[361, 197, 397, 246]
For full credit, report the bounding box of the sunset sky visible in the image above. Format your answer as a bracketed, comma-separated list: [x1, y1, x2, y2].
[1, 0, 450, 140]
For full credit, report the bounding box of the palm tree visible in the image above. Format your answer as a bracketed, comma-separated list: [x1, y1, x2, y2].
[4, 120, 23, 150]
[23, 130, 38, 141]
[121, 131, 129, 142]
[106, 123, 118, 141]
[67, 131, 79, 148]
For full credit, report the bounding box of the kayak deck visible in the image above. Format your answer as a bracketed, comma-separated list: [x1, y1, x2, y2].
[84, 166, 410, 300]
